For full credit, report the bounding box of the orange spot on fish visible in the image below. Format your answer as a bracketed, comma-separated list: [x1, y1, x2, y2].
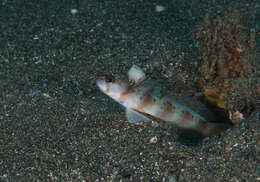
[160, 101, 173, 118]
[136, 94, 152, 111]
[105, 88, 110, 94]
[118, 86, 133, 101]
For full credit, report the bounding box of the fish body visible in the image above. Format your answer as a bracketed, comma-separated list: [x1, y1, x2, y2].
[97, 65, 229, 136]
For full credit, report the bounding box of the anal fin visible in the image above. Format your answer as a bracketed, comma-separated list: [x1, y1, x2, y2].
[126, 108, 152, 124]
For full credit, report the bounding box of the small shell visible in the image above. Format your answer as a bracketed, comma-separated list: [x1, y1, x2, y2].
[229, 110, 244, 124]
[149, 136, 158, 144]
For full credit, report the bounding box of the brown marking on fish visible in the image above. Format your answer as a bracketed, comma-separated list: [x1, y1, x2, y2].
[179, 110, 192, 124]
[160, 101, 173, 118]
[118, 86, 133, 101]
[105, 87, 110, 94]
[136, 93, 152, 110]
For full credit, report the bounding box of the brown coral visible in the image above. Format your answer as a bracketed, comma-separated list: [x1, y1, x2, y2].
[194, 8, 259, 124]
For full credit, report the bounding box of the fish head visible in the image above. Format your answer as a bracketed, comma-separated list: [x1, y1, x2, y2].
[96, 74, 128, 100]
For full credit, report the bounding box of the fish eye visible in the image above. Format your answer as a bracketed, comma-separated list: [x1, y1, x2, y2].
[105, 74, 115, 83]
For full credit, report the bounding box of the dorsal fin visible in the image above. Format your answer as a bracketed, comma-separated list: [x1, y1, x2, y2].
[127, 65, 146, 84]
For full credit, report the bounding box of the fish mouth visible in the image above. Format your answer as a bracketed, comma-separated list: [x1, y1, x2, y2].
[96, 77, 107, 92]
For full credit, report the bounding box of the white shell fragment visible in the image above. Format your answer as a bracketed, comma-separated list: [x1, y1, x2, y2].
[149, 136, 158, 144]
[229, 110, 244, 124]
[71, 8, 79, 14]
[155, 5, 166, 13]
[127, 64, 146, 84]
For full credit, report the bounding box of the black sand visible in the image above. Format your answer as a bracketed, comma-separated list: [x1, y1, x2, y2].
[0, 0, 259, 181]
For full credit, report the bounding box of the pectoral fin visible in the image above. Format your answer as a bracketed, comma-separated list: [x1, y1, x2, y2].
[126, 108, 152, 124]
